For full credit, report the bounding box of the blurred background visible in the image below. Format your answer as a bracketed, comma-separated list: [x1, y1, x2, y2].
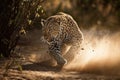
[0, 1, 120, 79]
[42, 0, 120, 31]
[0, 0, 120, 72]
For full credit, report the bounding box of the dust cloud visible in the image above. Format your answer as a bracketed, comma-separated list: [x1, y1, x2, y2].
[20, 28, 120, 75]
[64, 26, 120, 75]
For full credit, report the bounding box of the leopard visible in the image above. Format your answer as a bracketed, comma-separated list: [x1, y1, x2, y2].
[41, 12, 84, 68]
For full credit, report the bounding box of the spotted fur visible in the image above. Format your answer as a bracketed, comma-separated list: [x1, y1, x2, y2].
[41, 12, 83, 66]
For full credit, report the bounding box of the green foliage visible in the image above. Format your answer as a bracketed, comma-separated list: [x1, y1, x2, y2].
[0, 0, 44, 73]
[18, 0, 45, 30]
[17, 63, 23, 71]
[0, 54, 3, 58]
[0, 0, 45, 57]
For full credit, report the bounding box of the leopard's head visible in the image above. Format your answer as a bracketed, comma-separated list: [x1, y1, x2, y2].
[41, 18, 62, 43]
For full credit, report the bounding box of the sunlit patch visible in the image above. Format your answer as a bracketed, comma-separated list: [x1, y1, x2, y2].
[62, 44, 71, 56]
[78, 38, 111, 68]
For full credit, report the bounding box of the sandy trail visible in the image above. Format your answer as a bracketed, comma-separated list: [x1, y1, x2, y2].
[0, 29, 120, 80]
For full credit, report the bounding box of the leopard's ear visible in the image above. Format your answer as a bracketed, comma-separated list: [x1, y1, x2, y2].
[41, 19, 46, 27]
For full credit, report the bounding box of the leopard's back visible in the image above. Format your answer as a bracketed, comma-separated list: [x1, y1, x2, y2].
[42, 12, 83, 44]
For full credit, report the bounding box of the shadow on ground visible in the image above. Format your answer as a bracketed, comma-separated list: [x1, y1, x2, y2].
[21, 62, 59, 71]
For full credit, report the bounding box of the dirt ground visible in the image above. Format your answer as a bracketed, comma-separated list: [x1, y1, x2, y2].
[0, 29, 120, 80]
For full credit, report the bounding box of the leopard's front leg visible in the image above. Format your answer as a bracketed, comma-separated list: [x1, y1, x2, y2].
[48, 38, 67, 67]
